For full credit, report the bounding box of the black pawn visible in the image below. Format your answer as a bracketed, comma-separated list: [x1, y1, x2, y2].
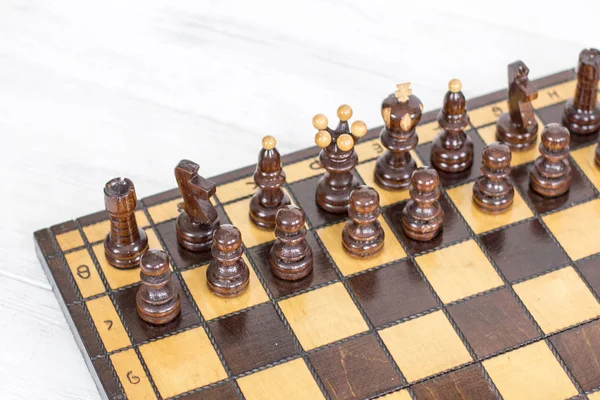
[136, 249, 181, 325]
[402, 167, 444, 241]
[431, 79, 473, 173]
[473, 143, 514, 213]
[250, 135, 291, 230]
[530, 124, 572, 197]
[206, 225, 250, 297]
[342, 186, 385, 257]
[270, 205, 313, 281]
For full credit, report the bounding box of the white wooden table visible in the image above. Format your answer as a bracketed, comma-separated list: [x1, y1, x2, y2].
[0, 0, 597, 398]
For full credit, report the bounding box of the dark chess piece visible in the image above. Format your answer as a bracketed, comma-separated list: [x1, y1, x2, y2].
[249, 135, 291, 230]
[175, 160, 220, 252]
[342, 185, 385, 257]
[496, 61, 539, 150]
[313, 105, 368, 213]
[563, 48, 600, 136]
[206, 225, 249, 297]
[103, 177, 148, 269]
[473, 143, 514, 213]
[431, 79, 473, 173]
[270, 205, 313, 280]
[136, 249, 181, 325]
[402, 167, 444, 241]
[530, 123, 572, 197]
[375, 82, 423, 189]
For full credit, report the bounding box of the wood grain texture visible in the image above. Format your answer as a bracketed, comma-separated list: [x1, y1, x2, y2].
[3, 0, 600, 398]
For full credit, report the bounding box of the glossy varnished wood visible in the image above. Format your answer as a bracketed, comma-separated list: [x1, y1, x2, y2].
[103, 177, 149, 269]
[563, 48, 600, 136]
[342, 185, 385, 257]
[431, 79, 474, 173]
[472, 142, 514, 213]
[529, 123, 572, 197]
[206, 224, 250, 297]
[402, 167, 443, 241]
[375, 83, 422, 189]
[249, 136, 291, 230]
[136, 249, 181, 325]
[496, 61, 539, 150]
[175, 159, 220, 252]
[270, 205, 313, 280]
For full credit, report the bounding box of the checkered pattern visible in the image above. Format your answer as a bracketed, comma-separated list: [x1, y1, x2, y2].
[34, 70, 600, 400]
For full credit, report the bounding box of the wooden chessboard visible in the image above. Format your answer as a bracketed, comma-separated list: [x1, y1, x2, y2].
[34, 69, 600, 400]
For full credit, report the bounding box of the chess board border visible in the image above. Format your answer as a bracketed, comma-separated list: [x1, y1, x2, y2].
[34, 67, 600, 400]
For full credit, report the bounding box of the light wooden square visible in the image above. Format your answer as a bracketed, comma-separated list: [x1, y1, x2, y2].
[140, 327, 227, 398]
[83, 210, 150, 244]
[110, 349, 155, 399]
[417, 120, 442, 144]
[55, 229, 84, 251]
[482, 341, 578, 400]
[378, 390, 412, 400]
[147, 198, 182, 224]
[181, 255, 268, 320]
[379, 310, 472, 382]
[513, 266, 600, 334]
[316, 217, 406, 276]
[86, 295, 131, 352]
[92, 227, 163, 289]
[572, 145, 600, 191]
[588, 392, 600, 400]
[447, 181, 533, 234]
[476, 116, 544, 166]
[278, 282, 368, 350]
[284, 156, 323, 184]
[354, 138, 385, 161]
[355, 154, 422, 207]
[223, 189, 293, 248]
[543, 198, 600, 261]
[64, 249, 105, 298]
[415, 240, 503, 304]
[469, 100, 506, 128]
[217, 177, 257, 204]
[533, 80, 576, 109]
[237, 358, 324, 400]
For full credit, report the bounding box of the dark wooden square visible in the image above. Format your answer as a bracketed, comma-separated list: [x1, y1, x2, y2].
[309, 333, 401, 400]
[113, 279, 201, 345]
[384, 195, 470, 256]
[177, 381, 238, 399]
[411, 364, 497, 400]
[480, 219, 569, 282]
[415, 130, 485, 188]
[511, 161, 596, 215]
[577, 256, 600, 298]
[448, 288, 539, 359]
[536, 102, 598, 150]
[550, 319, 600, 391]
[288, 175, 353, 228]
[208, 303, 297, 375]
[247, 231, 338, 299]
[157, 220, 212, 269]
[348, 260, 438, 327]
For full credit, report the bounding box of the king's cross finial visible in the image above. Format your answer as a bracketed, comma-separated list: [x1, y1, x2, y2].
[394, 82, 412, 102]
